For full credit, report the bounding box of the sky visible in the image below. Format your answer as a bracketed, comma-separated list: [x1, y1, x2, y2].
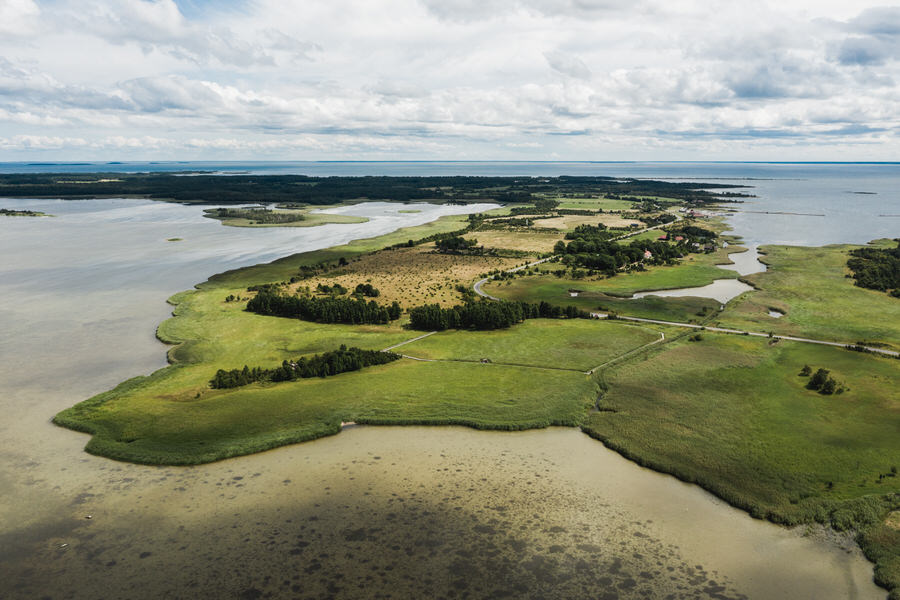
[0, 0, 898, 161]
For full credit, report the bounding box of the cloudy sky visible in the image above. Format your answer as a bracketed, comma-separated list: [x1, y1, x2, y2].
[1, 0, 899, 160]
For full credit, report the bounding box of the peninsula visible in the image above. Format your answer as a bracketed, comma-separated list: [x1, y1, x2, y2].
[12, 174, 894, 598]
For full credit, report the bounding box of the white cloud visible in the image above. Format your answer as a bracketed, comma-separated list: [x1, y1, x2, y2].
[0, 0, 898, 159]
[0, 0, 40, 35]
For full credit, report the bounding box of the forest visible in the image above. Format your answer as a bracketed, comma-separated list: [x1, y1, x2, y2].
[246, 290, 402, 324]
[0, 173, 749, 205]
[847, 241, 900, 296]
[210, 345, 400, 389]
[552, 223, 718, 275]
[408, 299, 589, 331]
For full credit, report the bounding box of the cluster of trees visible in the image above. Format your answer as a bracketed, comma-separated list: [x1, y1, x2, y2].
[847, 241, 900, 296]
[508, 198, 560, 216]
[667, 225, 717, 242]
[210, 345, 400, 389]
[563, 223, 614, 242]
[408, 299, 589, 331]
[554, 237, 683, 275]
[206, 207, 304, 224]
[800, 365, 845, 395]
[316, 283, 347, 295]
[247, 290, 401, 324]
[435, 236, 481, 254]
[354, 283, 380, 297]
[640, 213, 677, 227]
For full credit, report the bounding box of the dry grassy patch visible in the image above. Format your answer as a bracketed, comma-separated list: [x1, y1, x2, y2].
[887, 511, 900, 531]
[533, 213, 643, 231]
[291, 245, 525, 307]
[462, 230, 563, 253]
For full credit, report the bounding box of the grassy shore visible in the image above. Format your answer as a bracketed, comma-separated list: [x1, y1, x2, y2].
[587, 332, 900, 595]
[54, 213, 598, 465]
[717, 240, 900, 350]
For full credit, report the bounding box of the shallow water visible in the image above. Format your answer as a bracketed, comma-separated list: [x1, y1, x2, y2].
[0, 198, 885, 599]
[630, 246, 765, 305]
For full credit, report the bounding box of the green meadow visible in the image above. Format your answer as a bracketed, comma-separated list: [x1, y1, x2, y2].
[718, 240, 900, 349]
[587, 333, 900, 593]
[400, 318, 661, 372]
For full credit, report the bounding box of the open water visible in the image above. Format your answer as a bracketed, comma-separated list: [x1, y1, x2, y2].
[0, 162, 896, 599]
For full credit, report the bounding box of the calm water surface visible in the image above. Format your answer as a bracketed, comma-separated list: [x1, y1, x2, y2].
[0, 170, 892, 598]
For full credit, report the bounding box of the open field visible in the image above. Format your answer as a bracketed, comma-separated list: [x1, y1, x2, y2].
[462, 229, 563, 253]
[401, 318, 661, 371]
[553, 197, 636, 211]
[586, 332, 900, 593]
[532, 213, 644, 230]
[293, 244, 525, 307]
[717, 240, 900, 350]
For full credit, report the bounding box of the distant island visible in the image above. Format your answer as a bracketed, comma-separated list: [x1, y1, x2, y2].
[0, 208, 51, 217]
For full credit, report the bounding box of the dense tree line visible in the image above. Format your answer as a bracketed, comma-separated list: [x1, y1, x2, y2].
[408, 299, 589, 331]
[247, 290, 401, 324]
[210, 345, 401, 389]
[847, 242, 900, 296]
[0, 173, 748, 206]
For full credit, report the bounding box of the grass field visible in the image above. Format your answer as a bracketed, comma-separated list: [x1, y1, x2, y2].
[400, 318, 661, 371]
[462, 229, 563, 253]
[532, 213, 643, 231]
[586, 332, 900, 595]
[57, 359, 595, 465]
[717, 240, 900, 349]
[553, 197, 636, 211]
